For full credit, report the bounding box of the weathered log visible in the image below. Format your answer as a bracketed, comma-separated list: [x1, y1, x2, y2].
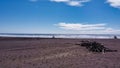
[80, 41, 117, 53]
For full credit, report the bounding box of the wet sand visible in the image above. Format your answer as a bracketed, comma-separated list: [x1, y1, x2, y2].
[0, 37, 120, 68]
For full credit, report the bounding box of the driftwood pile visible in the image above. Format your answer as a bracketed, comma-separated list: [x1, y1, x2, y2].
[79, 41, 117, 53]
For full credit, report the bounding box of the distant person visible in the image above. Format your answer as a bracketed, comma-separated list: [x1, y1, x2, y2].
[52, 35, 55, 39]
[114, 36, 117, 39]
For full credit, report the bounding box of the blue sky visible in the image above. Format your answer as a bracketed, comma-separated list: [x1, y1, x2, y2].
[0, 0, 120, 34]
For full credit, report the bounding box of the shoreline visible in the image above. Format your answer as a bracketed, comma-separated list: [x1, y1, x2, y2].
[0, 36, 118, 40]
[0, 33, 120, 39]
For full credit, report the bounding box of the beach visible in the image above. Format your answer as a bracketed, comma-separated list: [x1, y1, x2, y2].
[0, 37, 120, 68]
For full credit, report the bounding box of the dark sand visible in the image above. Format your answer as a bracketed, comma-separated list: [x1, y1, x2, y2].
[0, 37, 120, 68]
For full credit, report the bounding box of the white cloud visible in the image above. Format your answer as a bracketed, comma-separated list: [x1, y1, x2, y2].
[107, 0, 120, 8]
[55, 22, 120, 34]
[50, 0, 69, 2]
[29, 0, 38, 2]
[56, 22, 106, 30]
[50, 0, 90, 7]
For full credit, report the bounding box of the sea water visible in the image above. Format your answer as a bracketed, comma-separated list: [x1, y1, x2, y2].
[0, 33, 120, 39]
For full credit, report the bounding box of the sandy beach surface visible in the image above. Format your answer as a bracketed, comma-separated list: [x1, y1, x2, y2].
[0, 37, 120, 68]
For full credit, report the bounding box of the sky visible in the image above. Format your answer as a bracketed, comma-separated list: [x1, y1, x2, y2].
[0, 0, 120, 34]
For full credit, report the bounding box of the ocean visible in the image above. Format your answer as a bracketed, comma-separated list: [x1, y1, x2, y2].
[0, 33, 120, 39]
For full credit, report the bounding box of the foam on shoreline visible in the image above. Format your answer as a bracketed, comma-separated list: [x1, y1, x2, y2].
[0, 33, 120, 39]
